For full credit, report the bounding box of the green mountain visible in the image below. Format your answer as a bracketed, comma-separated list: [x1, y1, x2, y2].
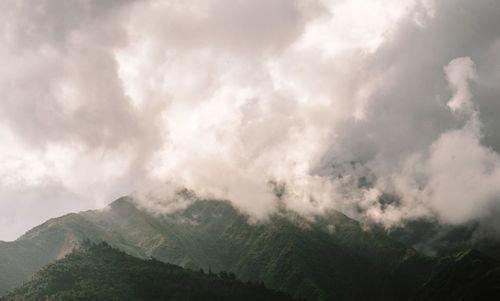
[1, 241, 294, 301]
[1, 196, 499, 300]
[0, 197, 431, 300]
[373, 193, 500, 260]
[386, 218, 500, 260]
[416, 249, 500, 300]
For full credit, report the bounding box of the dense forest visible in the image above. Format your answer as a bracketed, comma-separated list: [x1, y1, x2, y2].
[1, 242, 294, 301]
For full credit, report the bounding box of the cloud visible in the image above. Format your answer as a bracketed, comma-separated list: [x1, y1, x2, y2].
[432, 59, 500, 224]
[319, 0, 500, 228]
[366, 56, 500, 228]
[1, 0, 500, 241]
[0, 0, 163, 240]
[445, 57, 478, 113]
[120, 0, 427, 219]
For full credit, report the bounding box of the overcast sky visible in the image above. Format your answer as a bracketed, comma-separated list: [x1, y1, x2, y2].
[1, 0, 500, 241]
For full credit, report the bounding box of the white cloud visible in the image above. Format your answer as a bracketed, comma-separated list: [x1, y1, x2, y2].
[1, 0, 500, 240]
[371, 57, 500, 227]
[445, 57, 478, 113]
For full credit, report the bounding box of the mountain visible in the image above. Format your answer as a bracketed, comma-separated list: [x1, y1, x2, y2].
[0, 197, 432, 300]
[1, 241, 294, 301]
[374, 193, 500, 260]
[1, 196, 499, 300]
[416, 249, 500, 300]
[386, 218, 500, 260]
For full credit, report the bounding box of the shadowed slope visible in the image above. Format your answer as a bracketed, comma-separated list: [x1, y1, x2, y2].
[1, 242, 294, 301]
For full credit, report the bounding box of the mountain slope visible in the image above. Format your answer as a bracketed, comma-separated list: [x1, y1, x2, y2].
[0, 197, 433, 300]
[386, 218, 500, 260]
[416, 249, 500, 300]
[1, 242, 294, 301]
[4, 196, 498, 300]
[83, 198, 435, 300]
[0, 213, 113, 294]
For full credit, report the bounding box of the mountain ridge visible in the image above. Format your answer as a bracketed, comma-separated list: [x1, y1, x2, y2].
[1, 196, 499, 300]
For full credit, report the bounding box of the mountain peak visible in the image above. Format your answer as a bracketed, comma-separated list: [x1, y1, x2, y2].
[109, 195, 136, 209]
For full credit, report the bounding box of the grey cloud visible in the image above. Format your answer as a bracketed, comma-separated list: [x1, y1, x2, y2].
[333, 0, 500, 228]
[127, 0, 323, 56]
[0, 0, 162, 240]
[0, 0, 156, 148]
[1, 0, 500, 242]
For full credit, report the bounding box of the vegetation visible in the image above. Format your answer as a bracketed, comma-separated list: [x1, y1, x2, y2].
[416, 249, 500, 300]
[1, 197, 499, 300]
[1, 242, 294, 301]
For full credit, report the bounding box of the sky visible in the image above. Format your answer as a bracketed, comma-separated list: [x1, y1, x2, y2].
[1, 0, 500, 241]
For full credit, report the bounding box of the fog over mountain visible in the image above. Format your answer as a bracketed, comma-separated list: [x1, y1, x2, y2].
[1, 0, 500, 241]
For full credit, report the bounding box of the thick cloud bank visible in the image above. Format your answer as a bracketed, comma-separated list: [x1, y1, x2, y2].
[1, 0, 500, 240]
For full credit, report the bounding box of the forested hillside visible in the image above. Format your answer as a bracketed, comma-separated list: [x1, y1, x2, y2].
[1, 242, 294, 301]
